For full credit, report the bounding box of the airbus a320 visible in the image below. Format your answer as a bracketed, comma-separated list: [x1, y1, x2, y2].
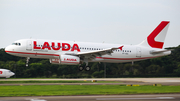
[5, 21, 171, 71]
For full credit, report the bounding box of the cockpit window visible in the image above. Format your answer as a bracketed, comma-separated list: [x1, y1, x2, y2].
[12, 43, 21, 46]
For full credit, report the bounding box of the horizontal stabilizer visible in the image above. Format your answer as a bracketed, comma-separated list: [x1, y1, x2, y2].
[150, 49, 172, 54]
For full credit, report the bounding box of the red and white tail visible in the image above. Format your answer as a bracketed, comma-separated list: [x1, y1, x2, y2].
[139, 21, 170, 49]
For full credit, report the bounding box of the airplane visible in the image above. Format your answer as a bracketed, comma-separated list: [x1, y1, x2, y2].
[0, 69, 15, 78]
[5, 21, 171, 71]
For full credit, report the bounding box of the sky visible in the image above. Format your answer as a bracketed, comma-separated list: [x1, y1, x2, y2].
[0, 0, 180, 48]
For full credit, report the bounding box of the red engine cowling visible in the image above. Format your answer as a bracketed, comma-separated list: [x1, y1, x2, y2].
[50, 55, 80, 65]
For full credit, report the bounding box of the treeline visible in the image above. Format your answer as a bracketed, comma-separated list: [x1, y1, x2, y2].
[0, 45, 180, 78]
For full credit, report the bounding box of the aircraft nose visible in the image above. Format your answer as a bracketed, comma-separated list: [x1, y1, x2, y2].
[11, 72, 15, 76]
[5, 45, 14, 53]
[5, 46, 10, 52]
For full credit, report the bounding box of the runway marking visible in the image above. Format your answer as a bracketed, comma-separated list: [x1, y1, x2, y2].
[25, 98, 47, 101]
[96, 97, 175, 100]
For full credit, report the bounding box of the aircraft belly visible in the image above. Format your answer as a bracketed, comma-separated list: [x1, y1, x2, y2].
[7, 51, 59, 59]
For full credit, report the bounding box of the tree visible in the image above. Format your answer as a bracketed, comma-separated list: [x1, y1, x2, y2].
[1, 45, 180, 78]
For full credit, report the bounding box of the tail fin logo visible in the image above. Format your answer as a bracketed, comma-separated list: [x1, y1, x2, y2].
[147, 21, 169, 49]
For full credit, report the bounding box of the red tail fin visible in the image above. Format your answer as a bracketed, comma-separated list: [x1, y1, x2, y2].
[139, 21, 170, 49]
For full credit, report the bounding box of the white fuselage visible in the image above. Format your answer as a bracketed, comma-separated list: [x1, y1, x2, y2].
[0, 69, 15, 78]
[5, 39, 171, 63]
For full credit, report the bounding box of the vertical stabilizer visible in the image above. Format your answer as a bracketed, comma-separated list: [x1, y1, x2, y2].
[139, 21, 170, 49]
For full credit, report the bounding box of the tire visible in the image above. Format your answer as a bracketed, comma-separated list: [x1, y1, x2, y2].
[85, 66, 91, 71]
[79, 66, 84, 71]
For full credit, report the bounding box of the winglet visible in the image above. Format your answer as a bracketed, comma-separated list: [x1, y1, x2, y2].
[119, 46, 124, 50]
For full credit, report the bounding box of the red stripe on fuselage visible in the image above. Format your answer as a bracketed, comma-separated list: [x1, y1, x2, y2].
[5, 51, 59, 56]
[6, 51, 160, 61]
[61, 61, 79, 64]
[96, 56, 161, 60]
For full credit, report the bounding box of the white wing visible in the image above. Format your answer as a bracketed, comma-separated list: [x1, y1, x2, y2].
[65, 46, 123, 60]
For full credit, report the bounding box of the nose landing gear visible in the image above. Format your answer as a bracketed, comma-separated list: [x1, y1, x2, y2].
[26, 57, 30, 67]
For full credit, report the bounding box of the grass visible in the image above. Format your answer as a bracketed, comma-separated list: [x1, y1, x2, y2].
[0, 80, 121, 83]
[0, 85, 180, 97]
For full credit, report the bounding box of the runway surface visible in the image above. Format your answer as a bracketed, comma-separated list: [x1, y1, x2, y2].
[0, 94, 180, 101]
[0, 78, 180, 85]
[1, 78, 180, 82]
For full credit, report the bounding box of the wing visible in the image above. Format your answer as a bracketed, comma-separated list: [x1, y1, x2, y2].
[65, 46, 124, 60]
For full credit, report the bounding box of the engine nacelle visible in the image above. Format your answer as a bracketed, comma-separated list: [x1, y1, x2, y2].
[50, 55, 80, 65]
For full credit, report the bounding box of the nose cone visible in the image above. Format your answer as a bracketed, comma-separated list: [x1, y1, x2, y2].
[11, 72, 15, 76]
[5, 45, 15, 55]
[5, 45, 12, 53]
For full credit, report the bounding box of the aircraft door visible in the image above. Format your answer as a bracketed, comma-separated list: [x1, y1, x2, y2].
[26, 40, 32, 51]
[136, 47, 141, 57]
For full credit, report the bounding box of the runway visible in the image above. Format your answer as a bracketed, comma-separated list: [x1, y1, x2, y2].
[0, 94, 180, 101]
[2, 78, 180, 82]
[1, 78, 180, 85]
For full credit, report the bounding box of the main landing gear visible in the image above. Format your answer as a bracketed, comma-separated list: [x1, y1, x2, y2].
[78, 62, 91, 71]
[78, 65, 91, 71]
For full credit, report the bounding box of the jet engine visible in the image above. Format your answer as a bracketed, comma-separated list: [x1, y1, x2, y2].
[50, 55, 80, 65]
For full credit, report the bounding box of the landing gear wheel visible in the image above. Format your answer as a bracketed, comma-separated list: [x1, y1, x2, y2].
[85, 66, 91, 71]
[78, 66, 84, 71]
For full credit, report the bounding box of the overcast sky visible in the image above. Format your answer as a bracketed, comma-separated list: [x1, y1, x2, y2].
[0, 0, 180, 48]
